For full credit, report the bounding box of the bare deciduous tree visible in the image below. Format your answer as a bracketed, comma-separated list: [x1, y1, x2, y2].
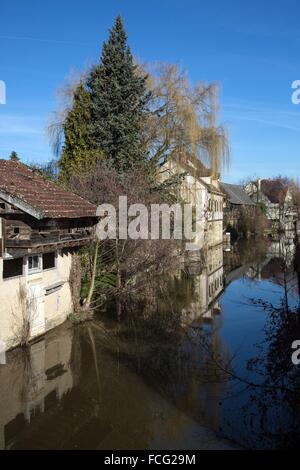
[71, 162, 180, 314]
[141, 63, 230, 176]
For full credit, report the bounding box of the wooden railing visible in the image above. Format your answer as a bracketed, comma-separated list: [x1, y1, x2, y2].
[6, 228, 94, 248]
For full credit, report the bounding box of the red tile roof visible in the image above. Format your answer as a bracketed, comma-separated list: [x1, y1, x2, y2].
[0, 159, 97, 219]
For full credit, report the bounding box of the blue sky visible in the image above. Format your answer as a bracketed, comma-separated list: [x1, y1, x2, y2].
[0, 0, 299, 182]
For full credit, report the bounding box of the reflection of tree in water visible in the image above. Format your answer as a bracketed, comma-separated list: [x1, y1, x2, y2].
[294, 240, 300, 296]
[243, 241, 300, 449]
[85, 238, 300, 448]
[223, 238, 268, 277]
[70, 323, 200, 449]
[225, 244, 300, 449]
[108, 270, 231, 429]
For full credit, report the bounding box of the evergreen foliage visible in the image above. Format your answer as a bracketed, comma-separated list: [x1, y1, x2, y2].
[87, 15, 150, 173]
[59, 82, 101, 183]
[9, 151, 20, 162]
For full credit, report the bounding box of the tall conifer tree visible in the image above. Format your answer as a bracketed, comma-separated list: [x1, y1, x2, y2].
[88, 15, 150, 173]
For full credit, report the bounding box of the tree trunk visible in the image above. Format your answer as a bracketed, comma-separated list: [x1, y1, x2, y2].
[69, 253, 82, 312]
[86, 241, 100, 309]
[115, 239, 122, 320]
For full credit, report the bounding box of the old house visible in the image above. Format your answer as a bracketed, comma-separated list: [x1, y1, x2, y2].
[221, 183, 256, 214]
[245, 179, 295, 234]
[161, 155, 225, 252]
[0, 160, 98, 350]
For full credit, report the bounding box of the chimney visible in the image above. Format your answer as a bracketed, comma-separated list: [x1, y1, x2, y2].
[257, 179, 261, 203]
[257, 179, 261, 191]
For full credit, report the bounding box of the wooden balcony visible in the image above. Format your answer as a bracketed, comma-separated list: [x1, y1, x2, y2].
[5, 228, 94, 252]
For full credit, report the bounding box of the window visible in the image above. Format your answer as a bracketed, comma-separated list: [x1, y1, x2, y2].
[28, 255, 41, 273]
[3, 258, 23, 279]
[27, 252, 56, 274]
[43, 252, 55, 270]
[192, 206, 196, 232]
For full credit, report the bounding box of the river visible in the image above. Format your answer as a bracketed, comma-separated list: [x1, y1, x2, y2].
[0, 237, 299, 450]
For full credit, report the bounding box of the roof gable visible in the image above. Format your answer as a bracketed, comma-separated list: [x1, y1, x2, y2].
[220, 183, 255, 206]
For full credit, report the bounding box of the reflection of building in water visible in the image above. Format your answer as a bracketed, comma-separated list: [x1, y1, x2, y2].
[178, 244, 230, 432]
[0, 322, 236, 450]
[0, 326, 74, 449]
[182, 244, 224, 324]
[266, 237, 295, 263]
[224, 238, 298, 297]
[260, 243, 298, 298]
[247, 238, 295, 283]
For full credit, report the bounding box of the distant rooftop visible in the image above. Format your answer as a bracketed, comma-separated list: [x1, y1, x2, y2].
[220, 182, 255, 206]
[0, 159, 97, 219]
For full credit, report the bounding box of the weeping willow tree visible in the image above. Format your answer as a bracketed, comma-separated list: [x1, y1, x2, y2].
[142, 63, 230, 177]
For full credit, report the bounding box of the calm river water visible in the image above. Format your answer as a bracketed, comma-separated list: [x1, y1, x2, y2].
[0, 238, 299, 450]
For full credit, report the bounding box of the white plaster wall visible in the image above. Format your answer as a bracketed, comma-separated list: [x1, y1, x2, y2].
[0, 251, 74, 350]
[160, 160, 224, 250]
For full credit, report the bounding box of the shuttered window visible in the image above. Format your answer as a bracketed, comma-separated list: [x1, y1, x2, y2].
[42, 252, 56, 270]
[3, 258, 23, 279]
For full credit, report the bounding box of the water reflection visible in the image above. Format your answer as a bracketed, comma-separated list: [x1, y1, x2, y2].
[221, 236, 300, 449]
[0, 328, 74, 449]
[0, 237, 299, 449]
[0, 321, 237, 450]
[182, 244, 224, 323]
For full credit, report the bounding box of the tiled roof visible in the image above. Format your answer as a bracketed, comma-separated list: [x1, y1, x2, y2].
[220, 182, 255, 206]
[0, 159, 97, 219]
